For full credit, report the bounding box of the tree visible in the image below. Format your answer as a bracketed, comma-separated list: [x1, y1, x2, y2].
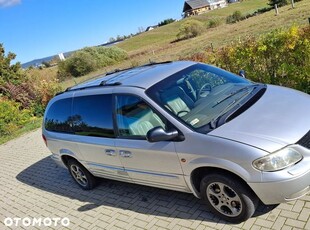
[109, 37, 116, 42]
[137, 26, 145, 34]
[42, 61, 51, 68]
[0, 43, 25, 85]
[268, 0, 288, 7]
[158, 18, 176, 27]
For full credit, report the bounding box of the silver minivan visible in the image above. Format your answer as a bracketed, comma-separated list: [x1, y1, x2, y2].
[42, 61, 310, 223]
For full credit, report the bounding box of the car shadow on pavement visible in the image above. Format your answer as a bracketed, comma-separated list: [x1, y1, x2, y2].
[16, 156, 278, 223]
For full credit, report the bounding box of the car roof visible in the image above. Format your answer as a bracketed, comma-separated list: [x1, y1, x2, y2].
[67, 61, 196, 92]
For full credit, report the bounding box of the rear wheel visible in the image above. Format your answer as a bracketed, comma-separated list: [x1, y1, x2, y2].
[68, 159, 97, 190]
[200, 173, 258, 223]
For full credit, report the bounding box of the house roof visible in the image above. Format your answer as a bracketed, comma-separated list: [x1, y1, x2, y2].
[183, 0, 224, 12]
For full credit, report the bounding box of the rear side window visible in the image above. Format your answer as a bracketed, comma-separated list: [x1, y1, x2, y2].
[72, 94, 114, 138]
[45, 98, 73, 133]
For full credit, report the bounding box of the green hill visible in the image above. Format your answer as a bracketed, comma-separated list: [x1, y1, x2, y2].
[62, 0, 310, 88]
[116, 0, 309, 64]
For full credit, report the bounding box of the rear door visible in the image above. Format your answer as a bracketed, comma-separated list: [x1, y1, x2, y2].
[72, 91, 130, 182]
[114, 94, 188, 191]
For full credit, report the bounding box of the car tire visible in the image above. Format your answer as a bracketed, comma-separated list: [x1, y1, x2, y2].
[200, 173, 258, 223]
[67, 159, 97, 190]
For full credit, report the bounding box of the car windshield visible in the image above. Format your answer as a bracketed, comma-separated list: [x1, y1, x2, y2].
[146, 63, 259, 131]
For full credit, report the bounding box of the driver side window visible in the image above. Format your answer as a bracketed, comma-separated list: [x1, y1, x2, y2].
[115, 95, 166, 138]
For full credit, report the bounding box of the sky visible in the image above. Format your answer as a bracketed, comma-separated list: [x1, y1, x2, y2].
[0, 0, 185, 64]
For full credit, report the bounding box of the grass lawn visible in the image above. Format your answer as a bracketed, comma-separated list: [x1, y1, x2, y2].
[117, 0, 309, 64]
[117, 0, 270, 52]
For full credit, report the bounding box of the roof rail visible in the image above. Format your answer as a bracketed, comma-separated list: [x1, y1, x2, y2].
[61, 81, 122, 94]
[105, 67, 133, 76]
[105, 60, 172, 76]
[99, 81, 121, 86]
[58, 60, 173, 95]
[141, 60, 172, 67]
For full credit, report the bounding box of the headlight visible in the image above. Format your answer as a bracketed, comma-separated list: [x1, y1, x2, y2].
[253, 147, 302, 172]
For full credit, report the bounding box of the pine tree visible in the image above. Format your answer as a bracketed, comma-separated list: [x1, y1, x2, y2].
[0, 44, 24, 85]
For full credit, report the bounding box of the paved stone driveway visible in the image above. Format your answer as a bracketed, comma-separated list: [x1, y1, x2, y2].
[0, 129, 309, 230]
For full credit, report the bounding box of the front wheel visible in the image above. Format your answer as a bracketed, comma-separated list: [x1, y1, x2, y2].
[68, 159, 97, 190]
[200, 173, 258, 223]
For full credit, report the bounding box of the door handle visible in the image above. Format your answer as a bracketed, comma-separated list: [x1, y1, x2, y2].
[119, 150, 132, 158]
[105, 149, 116, 156]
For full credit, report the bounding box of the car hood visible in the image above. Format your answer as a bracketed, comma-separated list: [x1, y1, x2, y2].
[209, 85, 310, 152]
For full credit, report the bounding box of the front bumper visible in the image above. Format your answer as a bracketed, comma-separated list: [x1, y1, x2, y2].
[249, 176, 310, 205]
[249, 150, 310, 205]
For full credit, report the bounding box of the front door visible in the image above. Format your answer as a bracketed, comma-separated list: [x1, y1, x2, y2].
[114, 94, 188, 191]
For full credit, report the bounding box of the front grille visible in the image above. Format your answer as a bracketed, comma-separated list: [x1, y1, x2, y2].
[297, 130, 310, 149]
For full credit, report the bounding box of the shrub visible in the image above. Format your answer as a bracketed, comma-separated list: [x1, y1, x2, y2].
[0, 99, 32, 135]
[208, 18, 222, 28]
[183, 26, 310, 94]
[0, 82, 36, 109]
[226, 11, 243, 24]
[42, 61, 51, 68]
[177, 19, 204, 40]
[215, 26, 310, 93]
[57, 46, 128, 78]
[25, 67, 62, 108]
[58, 51, 97, 78]
[95, 46, 128, 66]
[0, 44, 61, 140]
[31, 77, 61, 116]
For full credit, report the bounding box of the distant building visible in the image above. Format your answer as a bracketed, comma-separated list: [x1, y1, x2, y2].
[145, 25, 158, 32]
[58, 53, 65, 61]
[182, 0, 227, 18]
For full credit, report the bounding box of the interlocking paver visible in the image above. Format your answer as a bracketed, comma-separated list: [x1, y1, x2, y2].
[305, 219, 310, 230]
[255, 218, 274, 228]
[272, 216, 286, 230]
[0, 129, 309, 230]
[298, 208, 310, 222]
[292, 200, 305, 213]
[285, 218, 305, 229]
[280, 210, 300, 219]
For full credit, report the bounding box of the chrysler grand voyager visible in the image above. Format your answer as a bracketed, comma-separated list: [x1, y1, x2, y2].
[42, 61, 310, 223]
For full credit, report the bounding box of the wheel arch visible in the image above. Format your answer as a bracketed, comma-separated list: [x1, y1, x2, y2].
[61, 154, 79, 167]
[190, 166, 258, 200]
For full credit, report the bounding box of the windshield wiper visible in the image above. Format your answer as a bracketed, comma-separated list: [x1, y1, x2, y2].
[210, 100, 236, 129]
[212, 84, 260, 108]
[209, 90, 252, 129]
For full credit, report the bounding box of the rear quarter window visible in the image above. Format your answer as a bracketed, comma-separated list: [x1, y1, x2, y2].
[45, 98, 73, 133]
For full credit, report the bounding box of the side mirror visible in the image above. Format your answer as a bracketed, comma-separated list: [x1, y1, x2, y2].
[146, 127, 179, 142]
[239, 70, 246, 78]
